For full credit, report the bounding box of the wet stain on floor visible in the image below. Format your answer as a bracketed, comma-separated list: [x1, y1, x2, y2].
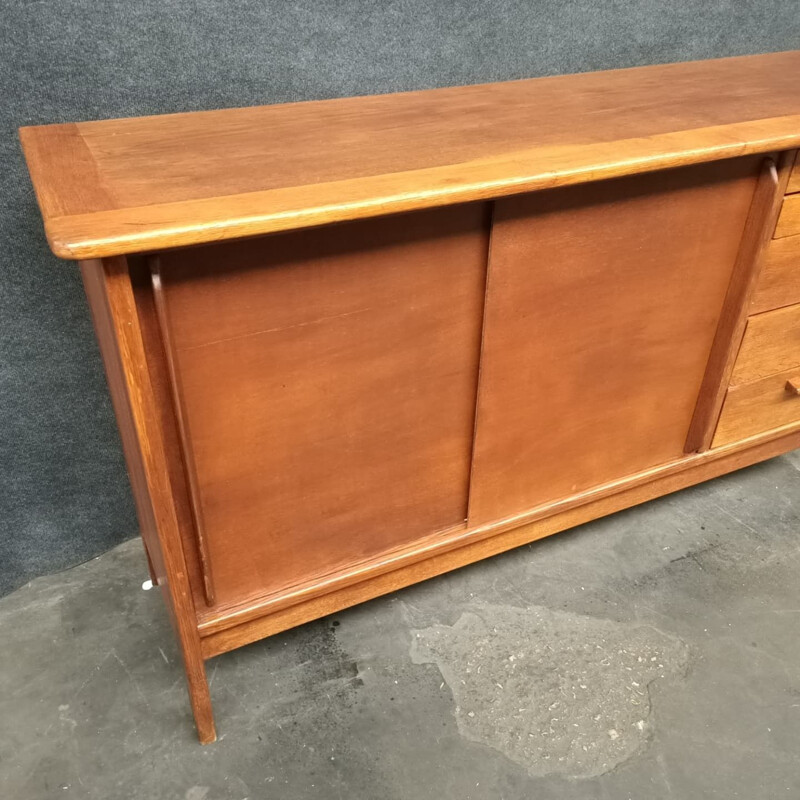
[410, 602, 689, 778]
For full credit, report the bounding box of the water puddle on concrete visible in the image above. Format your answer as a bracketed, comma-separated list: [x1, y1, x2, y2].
[410, 603, 688, 778]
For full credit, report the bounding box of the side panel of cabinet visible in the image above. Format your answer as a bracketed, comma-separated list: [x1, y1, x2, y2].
[469, 160, 761, 525]
[154, 205, 490, 608]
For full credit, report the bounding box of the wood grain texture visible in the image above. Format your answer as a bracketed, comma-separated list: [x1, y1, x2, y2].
[21, 123, 112, 219]
[18, 51, 800, 259]
[713, 367, 800, 446]
[685, 154, 794, 452]
[751, 234, 800, 314]
[79, 258, 217, 744]
[200, 422, 800, 657]
[731, 302, 800, 385]
[155, 205, 489, 610]
[468, 160, 759, 525]
[775, 194, 800, 238]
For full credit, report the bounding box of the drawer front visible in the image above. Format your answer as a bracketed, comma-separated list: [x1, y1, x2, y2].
[775, 194, 800, 238]
[731, 302, 800, 385]
[713, 368, 800, 447]
[788, 151, 800, 194]
[751, 236, 800, 314]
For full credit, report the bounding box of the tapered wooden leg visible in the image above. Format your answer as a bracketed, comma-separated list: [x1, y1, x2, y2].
[185, 655, 216, 744]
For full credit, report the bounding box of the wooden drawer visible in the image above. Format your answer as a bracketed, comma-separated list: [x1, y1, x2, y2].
[731, 303, 800, 385]
[788, 151, 800, 194]
[775, 194, 800, 238]
[751, 235, 800, 314]
[713, 368, 800, 446]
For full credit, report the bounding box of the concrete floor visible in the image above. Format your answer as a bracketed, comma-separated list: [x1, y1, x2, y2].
[2, 454, 800, 799]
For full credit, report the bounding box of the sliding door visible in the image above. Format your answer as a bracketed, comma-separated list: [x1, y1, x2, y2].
[469, 159, 760, 525]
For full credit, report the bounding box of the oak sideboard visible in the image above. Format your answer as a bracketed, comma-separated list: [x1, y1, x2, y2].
[20, 51, 800, 742]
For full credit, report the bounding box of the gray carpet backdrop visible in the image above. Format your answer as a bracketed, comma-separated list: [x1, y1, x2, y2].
[2, 2, 799, 597]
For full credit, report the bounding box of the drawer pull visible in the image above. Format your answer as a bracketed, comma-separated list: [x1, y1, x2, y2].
[785, 377, 800, 396]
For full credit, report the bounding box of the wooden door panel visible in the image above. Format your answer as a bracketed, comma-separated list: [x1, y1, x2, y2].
[155, 205, 489, 607]
[469, 160, 761, 525]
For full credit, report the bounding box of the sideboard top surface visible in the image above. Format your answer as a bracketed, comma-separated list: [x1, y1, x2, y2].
[19, 50, 800, 260]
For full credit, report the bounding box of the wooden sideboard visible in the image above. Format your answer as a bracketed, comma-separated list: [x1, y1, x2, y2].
[19, 51, 800, 743]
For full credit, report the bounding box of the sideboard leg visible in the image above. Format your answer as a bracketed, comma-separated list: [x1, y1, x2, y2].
[80, 256, 218, 744]
[185, 656, 216, 744]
